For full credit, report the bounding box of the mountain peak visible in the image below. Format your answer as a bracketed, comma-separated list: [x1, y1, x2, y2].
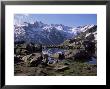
[14, 20, 96, 45]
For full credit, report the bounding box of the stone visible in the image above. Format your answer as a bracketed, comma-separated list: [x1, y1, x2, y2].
[54, 65, 69, 71]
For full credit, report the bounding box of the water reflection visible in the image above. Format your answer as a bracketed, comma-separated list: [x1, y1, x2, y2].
[87, 57, 97, 64]
[42, 48, 97, 65]
[42, 48, 66, 55]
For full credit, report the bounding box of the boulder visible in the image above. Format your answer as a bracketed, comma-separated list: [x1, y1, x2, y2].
[21, 53, 42, 63]
[21, 54, 32, 62]
[54, 65, 69, 71]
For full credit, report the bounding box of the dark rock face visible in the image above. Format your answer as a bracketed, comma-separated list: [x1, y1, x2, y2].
[14, 56, 23, 64]
[30, 56, 43, 67]
[74, 50, 91, 61]
[74, 40, 96, 61]
[26, 43, 42, 54]
[83, 41, 95, 54]
[62, 25, 97, 61]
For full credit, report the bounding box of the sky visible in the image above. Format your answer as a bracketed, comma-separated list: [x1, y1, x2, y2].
[14, 14, 97, 27]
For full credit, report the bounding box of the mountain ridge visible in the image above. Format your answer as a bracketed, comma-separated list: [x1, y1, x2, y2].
[14, 20, 96, 45]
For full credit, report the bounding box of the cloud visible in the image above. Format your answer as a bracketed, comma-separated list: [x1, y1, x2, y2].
[14, 14, 30, 25]
[14, 14, 36, 25]
[23, 14, 30, 17]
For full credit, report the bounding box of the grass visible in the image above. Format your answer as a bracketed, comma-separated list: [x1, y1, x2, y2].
[14, 58, 97, 76]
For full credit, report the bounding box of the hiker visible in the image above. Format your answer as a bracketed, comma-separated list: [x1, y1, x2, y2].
[61, 53, 65, 59]
[58, 51, 65, 61]
[58, 53, 63, 60]
[43, 54, 49, 66]
[58, 53, 62, 60]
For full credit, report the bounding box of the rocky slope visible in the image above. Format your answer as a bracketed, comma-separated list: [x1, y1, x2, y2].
[61, 25, 97, 61]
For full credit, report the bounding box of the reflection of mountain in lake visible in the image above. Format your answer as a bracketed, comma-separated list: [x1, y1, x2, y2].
[42, 48, 65, 54]
[42, 48, 97, 65]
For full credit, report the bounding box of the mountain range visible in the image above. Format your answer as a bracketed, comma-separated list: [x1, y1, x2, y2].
[14, 20, 96, 45]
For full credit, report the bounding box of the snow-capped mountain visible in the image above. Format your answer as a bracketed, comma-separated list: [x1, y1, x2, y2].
[14, 20, 96, 45]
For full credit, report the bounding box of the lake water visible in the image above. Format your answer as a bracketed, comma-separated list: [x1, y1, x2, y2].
[42, 48, 97, 65]
[87, 57, 97, 65]
[42, 48, 66, 55]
